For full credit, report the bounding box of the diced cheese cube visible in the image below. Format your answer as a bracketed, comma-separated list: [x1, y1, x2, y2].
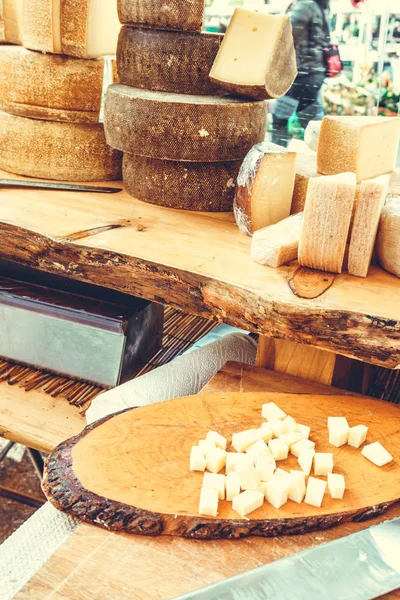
[279, 432, 302, 448]
[288, 470, 306, 504]
[304, 477, 327, 508]
[259, 423, 273, 442]
[258, 481, 269, 496]
[198, 439, 217, 455]
[203, 473, 226, 500]
[245, 439, 272, 460]
[296, 424, 311, 440]
[328, 417, 350, 448]
[348, 425, 368, 449]
[262, 402, 286, 421]
[272, 468, 291, 489]
[268, 438, 289, 460]
[232, 429, 261, 452]
[361, 442, 393, 467]
[265, 479, 288, 509]
[206, 431, 228, 451]
[238, 466, 260, 491]
[225, 452, 239, 474]
[226, 452, 254, 474]
[291, 439, 315, 458]
[268, 419, 288, 437]
[327, 473, 346, 499]
[206, 448, 227, 474]
[297, 448, 315, 476]
[226, 472, 241, 501]
[313, 453, 334, 476]
[199, 487, 219, 516]
[232, 490, 264, 517]
[255, 461, 275, 482]
[282, 416, 298, 432]
[190, 446, 206, 471]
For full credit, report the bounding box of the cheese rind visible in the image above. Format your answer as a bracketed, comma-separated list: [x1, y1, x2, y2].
[251, 212, 303, 267]
[232, 490, 264, 517]
[118, 0, 205, 32]
[317, 116, 400, 183]
[361, 442, 393, 467]
[234, 143, 296, 235]
[376, 196, 400, 278]
[105, 85, 266, 162]
[117, 27, 223, 96]
[0, 110, 121, 182]
[209, 9, 297, 101]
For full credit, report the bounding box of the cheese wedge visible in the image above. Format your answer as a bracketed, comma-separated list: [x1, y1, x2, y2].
[209, 9, 296, 100]
[348, 175, 390, 277]
[376, 196, 400, 278]
[234, 143, 296, 235]
[251, 212, 303, 267]
[298, 173, 357, 273]
[317, 116, 400, 183]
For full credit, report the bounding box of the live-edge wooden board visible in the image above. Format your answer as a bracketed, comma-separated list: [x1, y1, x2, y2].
[43, 391, 400, 539]
[1, 170, 400, 369]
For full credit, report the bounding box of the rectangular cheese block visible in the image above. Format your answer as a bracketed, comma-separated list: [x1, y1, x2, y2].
[361, 442, 393, 467]
[205, 448, 226, 474]
[209, 9, 297, 100]
[118, 0, 205, 32]
[268, 438, 289, 461]
[3, 0, 121, 58]
[317, 116, 400, 183]
[232, 490, 264, 517]
[261, 401, 286, 421]
[264, 479, 288, 509]
[304, 477, 327, 508]
[238, 466, 260, 491]
[226, 472, 241, 501]
[377, 196, 400, 278]
[190, 447, 206, 472]
[199, 487, 219, 517]
[202, 473, 225, 500]
[328, 417, 350, 448]
[348, 425, 368, 449]
[327, 473, 345, 500]
[288, 470, 306, 504]
[348, 175, 390, 277]
[313, 453, 334, 476]
[251, 212, 303, 267]
[298, 173, 357, 273]
[234, 143, 296, 235]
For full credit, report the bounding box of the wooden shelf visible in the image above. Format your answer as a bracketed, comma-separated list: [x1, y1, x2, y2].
[1, 170, 400, 368]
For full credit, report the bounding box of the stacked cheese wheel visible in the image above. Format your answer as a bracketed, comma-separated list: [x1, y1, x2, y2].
[104, 0, 271, 211]
[0, 1, 122, 182]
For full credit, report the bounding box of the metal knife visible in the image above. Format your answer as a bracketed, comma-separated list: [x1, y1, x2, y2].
[0, 179, 122, 194]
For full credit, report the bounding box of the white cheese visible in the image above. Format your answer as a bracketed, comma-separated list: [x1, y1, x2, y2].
[232, 490, 264, 517]
[250, 212, 303, 268]
[279, 432, 302, 448]
[190, 446, 206, 471]
[261, 401, 286, 421]
[259, 423, 273, 442]
[199, 487, 219, 516]
[203, 472, 225, 500]
[268, 438, 289, 461]
[291, 439, 315, 459]
[272, 468, 291, 488]
[205, 448, 227, 474]
[255, 453, 276, 470]
[268, 419, 288, 437]
[297, 448, 316, 476]
[282, 416, 298, 433]
[327, 473, 346, 500]
[361, 442, 393, 467]
[238, 466, 260, 491]
[348, 425, 368, 449]
[206, 431, 228, 451]
[245, 439, 272, 461]
[225, 472, 241, 501]
[255, 461, 275, 482]
[328, 417, 350, 448]
[288, 470, 306, 504]
[198, 439, 217, 455]
[313, 453, 334, 476]
[264, 479, 288, 509]
[304, 477, 327, 508]
[296, 424, 311, 440]
[232, 429, 262, 453]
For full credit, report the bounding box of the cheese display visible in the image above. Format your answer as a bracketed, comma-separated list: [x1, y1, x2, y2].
[361, 442, 393, 467]
[298, 173, 357, 273]
[291, 153, 319, 214]
[0, 111, 122, 181]
[317, 116, 400, 183]
[117, 27, 223, 96]
[2, 0, 121, 58]
[0, 46, 116, 123]
[209, 9, 297, 101]
[376, 196, 400, 278]
[105, 85, 266, 162]
[118, 0, 205, 32]
[251, 212, 303, 268]
[348, 175, 390, 278]
[234, 143, 296, 235]
[123, 154, 240, 212]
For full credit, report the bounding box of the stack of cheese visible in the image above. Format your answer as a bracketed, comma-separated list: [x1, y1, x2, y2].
[0, 1, 122, 181]
[240, 115, 400, 278]
[104, 1, 297, 211]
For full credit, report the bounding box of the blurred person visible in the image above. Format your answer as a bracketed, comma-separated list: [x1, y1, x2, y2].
[272, 0, 331, 147]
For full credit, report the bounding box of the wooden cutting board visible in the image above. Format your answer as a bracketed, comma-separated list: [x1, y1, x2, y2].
[43, 391, 400, 539]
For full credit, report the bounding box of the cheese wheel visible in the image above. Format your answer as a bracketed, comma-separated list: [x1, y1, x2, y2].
[104, 85, 266, 162]
[123, 154, 240, 212]
[117, 27, 223, 96]
[118, 0, 204, 32]
[3, 0, 121, 58]
[0, 46, 116, 123]
[376, 196, 400, 278]
[0, 111, 122, 182]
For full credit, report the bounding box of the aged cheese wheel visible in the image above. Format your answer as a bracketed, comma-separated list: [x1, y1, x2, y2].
[117, 27, 223, 96]
[3, 0, 121, 58]
[0, 46, 117, 123]
[118, 0, 204, 32]
[376, 196, 400, 278]
[104, 85, 266, 162]
[0, 111, 122, 182]
[123, 154, 240, 211]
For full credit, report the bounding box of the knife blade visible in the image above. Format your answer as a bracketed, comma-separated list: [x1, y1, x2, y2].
[0, 179, 122, 194]
[174, 518, 400, 600]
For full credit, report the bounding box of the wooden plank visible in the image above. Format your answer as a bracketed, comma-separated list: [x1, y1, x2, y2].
[1, 170, 400, 368]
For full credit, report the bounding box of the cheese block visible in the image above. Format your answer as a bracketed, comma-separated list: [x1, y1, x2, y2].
[234, 142, 296, 235]
[104, 85, 266, 162]
[376, 196, 400, 278]
[123, 154, 239, 212]
[209, 9, 297, 101]
[117, 27, 223, 96]
[3, 0, 121, 58]
[291, 153, 319, 214]
[118, 0, 204, 32]
[348, 174, 390, 278]
[0, 111, 122, 182]
[317, 116, 400, 183]
[0, 46, 116, 124]
[298, 173, 357, 273]
[251, 212, 303, 268]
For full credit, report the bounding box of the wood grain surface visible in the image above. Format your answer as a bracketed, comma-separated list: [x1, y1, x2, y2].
[43, 391, 400, 539]
[1, 170, 400, 368]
